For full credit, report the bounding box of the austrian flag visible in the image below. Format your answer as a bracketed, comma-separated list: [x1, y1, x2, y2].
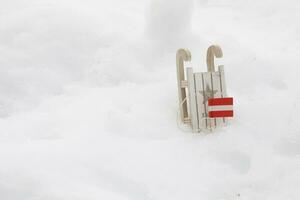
[208, 97, 234, 118]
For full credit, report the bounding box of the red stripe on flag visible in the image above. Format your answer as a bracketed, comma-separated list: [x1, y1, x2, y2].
[208, 97, 233, 106]
[209, 110, 233, 118]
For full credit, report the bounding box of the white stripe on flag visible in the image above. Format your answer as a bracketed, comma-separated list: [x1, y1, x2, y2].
[208, 105, 233, 112]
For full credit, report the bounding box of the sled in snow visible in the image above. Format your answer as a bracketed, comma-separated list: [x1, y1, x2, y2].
[176, 45, 233, 132]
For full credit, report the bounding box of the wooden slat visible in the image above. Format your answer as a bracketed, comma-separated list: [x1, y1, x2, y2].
[186, 68, 199, 132]
[194, 73, 212, 130]
[218, 65, 228, 125]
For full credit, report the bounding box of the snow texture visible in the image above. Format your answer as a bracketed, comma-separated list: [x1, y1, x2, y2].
[0, 0, 299, 199]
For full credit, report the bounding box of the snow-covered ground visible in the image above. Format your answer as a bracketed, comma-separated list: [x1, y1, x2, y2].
[0, 0, 299, 199]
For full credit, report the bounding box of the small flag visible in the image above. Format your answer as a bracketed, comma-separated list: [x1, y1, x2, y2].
[208, 97, 233, 118]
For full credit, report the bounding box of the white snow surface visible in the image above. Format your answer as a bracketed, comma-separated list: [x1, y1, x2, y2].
[0, 0, 300, 199]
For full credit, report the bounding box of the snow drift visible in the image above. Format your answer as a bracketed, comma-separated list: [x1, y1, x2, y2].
[0, 0, 299, 199]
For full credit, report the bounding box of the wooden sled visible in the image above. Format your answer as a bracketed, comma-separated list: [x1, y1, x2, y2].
[176, 45, 233, 132]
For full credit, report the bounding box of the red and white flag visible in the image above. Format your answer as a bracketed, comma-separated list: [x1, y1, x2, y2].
[208, 97, 233, 118]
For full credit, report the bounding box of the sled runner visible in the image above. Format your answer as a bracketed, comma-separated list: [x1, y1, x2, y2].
[176, 45, 234, 132]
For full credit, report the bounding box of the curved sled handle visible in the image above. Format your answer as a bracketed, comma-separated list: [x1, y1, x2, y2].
[206, 45, 223, 72]
[176, 49, 191, 123]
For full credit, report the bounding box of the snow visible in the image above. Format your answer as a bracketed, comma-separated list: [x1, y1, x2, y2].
[0, 0, 299, 199]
